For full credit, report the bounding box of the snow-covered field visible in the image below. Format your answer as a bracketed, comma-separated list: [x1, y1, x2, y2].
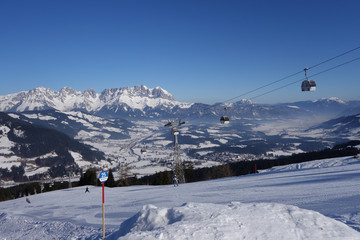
[1, 156, 360, 239]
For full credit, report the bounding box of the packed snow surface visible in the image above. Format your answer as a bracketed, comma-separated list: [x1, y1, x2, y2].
[1, 156, 360, 239]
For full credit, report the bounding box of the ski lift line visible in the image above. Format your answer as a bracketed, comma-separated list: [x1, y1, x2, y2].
[224, 45, 360, 104]
[308, 45, 360, 70]
[250, 79, 301, 100]
[250, 55, 360, 100]
[183, 71, 304, 122]
[308, 56, 360, 79]
[224, 70, 304, 103]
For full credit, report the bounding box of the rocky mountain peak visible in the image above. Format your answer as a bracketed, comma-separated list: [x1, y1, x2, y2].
[60, 87, 77, 95]
[83, 88, 98, 98]
[99, 85, 174, 101]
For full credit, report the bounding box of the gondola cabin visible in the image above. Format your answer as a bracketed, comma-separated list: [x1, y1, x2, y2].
[220, 116, 230, 124]
[220, 107, 230, 124]
[301, 80, 316, 91]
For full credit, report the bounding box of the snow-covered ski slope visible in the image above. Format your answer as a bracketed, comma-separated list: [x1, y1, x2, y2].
[1, 156, 360, 239]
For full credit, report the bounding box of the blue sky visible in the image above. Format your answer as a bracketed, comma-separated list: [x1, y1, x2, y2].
[0, 0, 359, 104]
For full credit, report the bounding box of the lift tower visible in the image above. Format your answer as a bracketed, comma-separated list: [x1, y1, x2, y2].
[165, 119, 186, 184]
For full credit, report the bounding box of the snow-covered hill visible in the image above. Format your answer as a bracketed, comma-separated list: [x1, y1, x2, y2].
[307, 113, 360, 139]
[0, 112, 105, 183]
[1, 156, 360, 239]
[8, 110, 133, 140]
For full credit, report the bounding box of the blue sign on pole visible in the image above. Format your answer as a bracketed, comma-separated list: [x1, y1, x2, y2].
[99, 170, 108, 239]
[99, 170, 108, 183]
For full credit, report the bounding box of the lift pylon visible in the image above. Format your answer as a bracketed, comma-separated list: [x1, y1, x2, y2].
[164, 119, 186, 184]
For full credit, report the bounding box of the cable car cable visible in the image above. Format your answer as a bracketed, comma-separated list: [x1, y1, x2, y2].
[223, 45, 360, 103]
[250, 55, 360, 100]
[307, 45, 360, 70]
[224, 70, 304, 103]
[307, 55, 360, 79]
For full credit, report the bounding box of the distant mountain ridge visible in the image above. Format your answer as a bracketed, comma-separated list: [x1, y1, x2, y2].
[0, 85, 191, 115]
[308, 113, 360, 137]
[0, 86, 359, 120]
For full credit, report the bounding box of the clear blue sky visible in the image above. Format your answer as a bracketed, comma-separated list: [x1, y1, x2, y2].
[0, 0, 359, 104]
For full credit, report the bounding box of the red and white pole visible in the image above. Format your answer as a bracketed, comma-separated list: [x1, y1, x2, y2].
[102, 182, 105, 240]
[99, 169, 108, 240]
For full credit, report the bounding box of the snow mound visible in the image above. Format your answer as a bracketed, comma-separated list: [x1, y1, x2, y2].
[109, 202, 360, 240]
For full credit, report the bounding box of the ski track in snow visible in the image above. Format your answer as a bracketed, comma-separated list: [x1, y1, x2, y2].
[0, 156, 360, 239]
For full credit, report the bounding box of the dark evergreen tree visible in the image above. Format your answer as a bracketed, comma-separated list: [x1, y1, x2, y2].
[0, 188, 11, 201]
[184, 161, 195, 183]
[153, 171, 171, 185]
[79, 169, 98, 186]
[105, 169, 115, 187]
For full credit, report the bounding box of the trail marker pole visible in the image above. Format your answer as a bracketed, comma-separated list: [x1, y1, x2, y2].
[99, 170, 108, 239]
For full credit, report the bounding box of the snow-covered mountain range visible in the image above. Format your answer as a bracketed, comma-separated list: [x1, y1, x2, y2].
[1, 86, 359, 120]
[0, 86, 192, 118]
